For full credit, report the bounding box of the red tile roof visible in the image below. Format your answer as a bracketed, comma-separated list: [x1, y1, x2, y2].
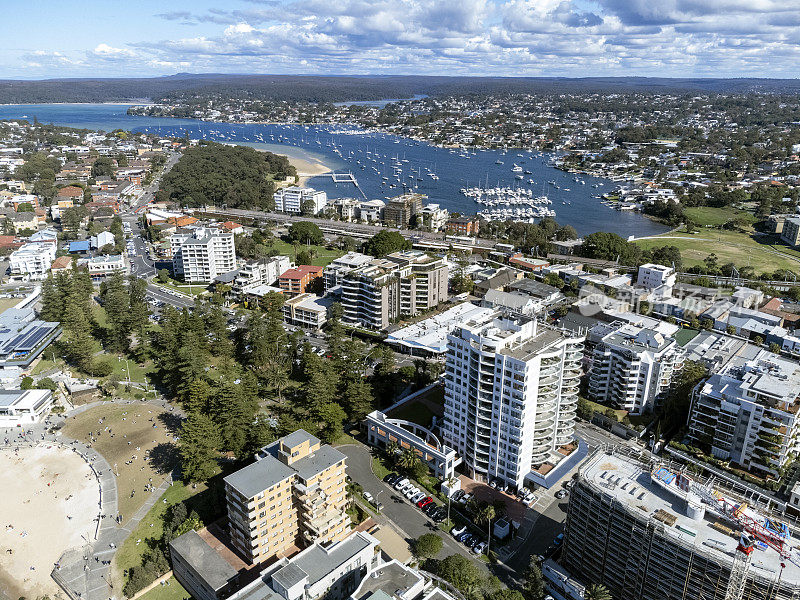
[279, 265, 322, 280]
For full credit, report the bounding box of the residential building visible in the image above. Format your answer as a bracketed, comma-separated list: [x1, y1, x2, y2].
[332, 198, 361, 222]
[358, 199, 385, 223]
[687, 346, 800, 476]
[279, 265, 323, 296]
[637, 263, 677, 298]
[562, 447, 800, 600]
[341, 251, 448, 330]
[322, 252, 373, 293]
[442, 311, 585, 489]
[224, 430, 349, 565]
[274, 187, 327, 215]
[473, 266, 523, 298]
[55, 185, 83, 204]
[445, 216, 479, 236]
[482, 289, 542, 317]
[551, 238, 584, 255]
[418, 203, 449, 231]
[781, 216, 800, 247]
[586, 321, 683, 415]
[167, 530, 240, 600]
[383, 194, 424, 228]
[171, 227, 236, 283]
[9, 243, 56, 280]
[78, 254, 127, 279]
[366, 410, 460, 479]
[234, 256, 293, 294]
[282, 294, 330, 330]
[0, 389, 54, 427]
[90, 231, 115, 249]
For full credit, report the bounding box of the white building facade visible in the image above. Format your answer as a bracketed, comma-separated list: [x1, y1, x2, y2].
[442, 312, 585, 489]
[171, 228, 236, 283]
[9, 243, 56, 280]
[274, 187, 327, 214]
[587, 321, 683, 415]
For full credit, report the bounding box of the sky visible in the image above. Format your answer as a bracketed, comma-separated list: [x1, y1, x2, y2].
[3, 0, 800, 79]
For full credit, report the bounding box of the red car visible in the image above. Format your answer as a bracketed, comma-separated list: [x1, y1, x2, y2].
[417, 496, 434, 508]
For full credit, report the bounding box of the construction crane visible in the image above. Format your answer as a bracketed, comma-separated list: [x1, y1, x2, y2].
[724, 533, 755, 600]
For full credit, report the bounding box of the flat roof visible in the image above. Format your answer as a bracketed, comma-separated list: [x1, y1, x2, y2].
[224, 454, 295, 498]
[351, 560, 424, 600]
[0, 389, 50, 409]
[170, 530, 238, 591]
[386, 302, 495, 354]
[291, 444, 346, 482]
[579, 451, 800, 584]
[281, 428, 319, 449]
[287, 531, 374, 587]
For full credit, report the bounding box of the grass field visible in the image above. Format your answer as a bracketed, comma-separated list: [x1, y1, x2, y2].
[135, 578, 191, 600]
[0, 297, 21, 312]
[683, 207, 758, 228]
[673, 328, 700, 347]
[62, 403, 181, 523]
[113, 479, 210, 585]
[271, 239, 346, 267]
[635, 229, 800, 275]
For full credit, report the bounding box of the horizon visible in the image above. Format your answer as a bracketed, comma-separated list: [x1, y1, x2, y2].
[3, 1, 800, 79]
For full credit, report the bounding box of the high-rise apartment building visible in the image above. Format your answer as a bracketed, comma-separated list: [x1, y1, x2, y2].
[322, 251, 373, 293]
[171, 227, 236, 282]
[223, 430, 350, 565]
[586, 321, 683, 415]
[341, 251, 448, 330]
[441, 311, 584, 489]
[562, 447, 800, 600]
[383, 193, 424, 228]
[687, 346, 800, 477]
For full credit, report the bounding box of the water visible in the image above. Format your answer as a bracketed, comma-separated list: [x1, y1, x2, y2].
[333, 94, 428, 107]
[0, 103, 669, 237]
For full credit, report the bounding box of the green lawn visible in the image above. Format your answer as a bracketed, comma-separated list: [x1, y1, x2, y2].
[114, 479, 211, 584]
[271, 239, 345, 267]
[155, 280, 209, 296]
[635, 228, 800, 275]
[673, 328, 700, 347]
[387, 401, 436, 427]
[684, 207, 758, 228]
[135, 578, 191, 600]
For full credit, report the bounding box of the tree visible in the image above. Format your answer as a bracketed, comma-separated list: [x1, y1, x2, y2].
[288, 221, 324, 245]
[20, 376, 34, 390]
[585, 584, 612, 600]
[477, 504, 496, 554]
[437, 554, 483, 595]
[524, 558, 546, 600]
[398, 448, 420, 472]
[179, 412, 221, 483]
[362, 230, 411, 257]
[156, 269, 171, 283]
[412, 533, 443, 559]
[265, 362, 290, 403]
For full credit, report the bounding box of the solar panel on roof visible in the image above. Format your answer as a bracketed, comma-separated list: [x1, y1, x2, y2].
[16, 327, 52, 351]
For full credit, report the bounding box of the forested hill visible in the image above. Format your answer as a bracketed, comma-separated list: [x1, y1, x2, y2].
[155, 142, 296, 210]
[4, 74, 800, 104]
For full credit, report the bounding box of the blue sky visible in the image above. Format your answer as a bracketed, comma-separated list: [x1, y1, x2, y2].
[3, 0, 800, 79]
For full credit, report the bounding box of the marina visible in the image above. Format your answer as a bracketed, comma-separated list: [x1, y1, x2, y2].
[0, 103, 671, 237]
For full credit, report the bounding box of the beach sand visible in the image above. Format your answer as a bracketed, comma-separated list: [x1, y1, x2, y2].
[290, 156, 331, 186]
[0, 445, 99, 598]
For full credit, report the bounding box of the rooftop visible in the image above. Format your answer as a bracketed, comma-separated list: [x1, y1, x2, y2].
[351, 560, 424, 600]
[287, 444, 345, 483]
[169, 530, 238, 591]
[224, 454, 295, 499]
[386, 302, 495, 354]
[579, 450, 800, 585]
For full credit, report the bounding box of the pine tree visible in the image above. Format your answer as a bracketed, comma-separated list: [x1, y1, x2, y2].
[179, 412, 221, 483]
[39, 274, 63, 322]
[343, 378, 374, 421]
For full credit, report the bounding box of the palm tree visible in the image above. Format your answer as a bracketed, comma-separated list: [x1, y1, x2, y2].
[478, 504, 496, 555]
[398, 448, 420, 472]
[385, 441, 400, 467]
[585, 583, 612, 600]
[265, 363, 289, 404]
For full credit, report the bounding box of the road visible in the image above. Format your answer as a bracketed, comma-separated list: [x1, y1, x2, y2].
[339, 444, 488, 570]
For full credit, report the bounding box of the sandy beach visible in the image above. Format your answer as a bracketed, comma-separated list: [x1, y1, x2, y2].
[0, 445, 99, 598]
[290, 156, 331, 186]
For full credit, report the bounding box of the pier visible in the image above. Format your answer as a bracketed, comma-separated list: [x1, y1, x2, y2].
[331, 171, 367, 199]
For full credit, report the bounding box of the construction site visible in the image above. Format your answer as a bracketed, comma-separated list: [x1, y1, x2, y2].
[562, 447, 800, 600]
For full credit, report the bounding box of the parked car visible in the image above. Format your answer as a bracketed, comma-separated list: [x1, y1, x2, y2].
[555, 490, 567, 499]
[432, 510, 447, 523]
[393, 478, 409, 490]
[363, 491, 374, 503]
[553, 533, 564, 547]
[384, 473, 399, 485]
[408, 489, 424, 502]
[417, 496, 434, 508]
[451, 525, 466, 537]
[473, 541, 487, 554]
[451, 490, 465, 502]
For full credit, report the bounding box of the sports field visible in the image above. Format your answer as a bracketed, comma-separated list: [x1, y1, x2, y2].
[62, 403, 181, 523]
[635, 229, 800, 275]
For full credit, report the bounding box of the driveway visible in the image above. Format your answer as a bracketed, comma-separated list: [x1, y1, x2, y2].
[338, 444, 487, 569]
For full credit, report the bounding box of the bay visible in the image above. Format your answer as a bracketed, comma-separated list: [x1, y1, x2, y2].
[0, 103, 670, 237]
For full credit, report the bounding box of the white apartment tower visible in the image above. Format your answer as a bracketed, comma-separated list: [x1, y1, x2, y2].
[442, 312, 584, 490]
[587, 321, 683, 415]
[171, 227, 236, 283]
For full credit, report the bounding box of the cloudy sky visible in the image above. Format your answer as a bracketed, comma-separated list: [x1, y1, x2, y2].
[3, 0, 800, 79]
